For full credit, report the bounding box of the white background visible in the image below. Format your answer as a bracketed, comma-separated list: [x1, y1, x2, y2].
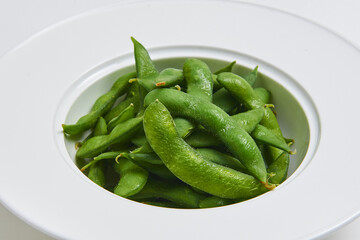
[0, 0, 359, 239]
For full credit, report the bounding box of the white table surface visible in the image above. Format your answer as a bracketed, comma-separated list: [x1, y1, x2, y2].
[0, 0, 359, 239]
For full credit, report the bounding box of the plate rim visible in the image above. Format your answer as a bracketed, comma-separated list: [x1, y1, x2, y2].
[0, 1, 359, 239]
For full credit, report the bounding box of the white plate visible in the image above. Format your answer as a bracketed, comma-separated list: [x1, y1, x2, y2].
[0, 1, 359, 239]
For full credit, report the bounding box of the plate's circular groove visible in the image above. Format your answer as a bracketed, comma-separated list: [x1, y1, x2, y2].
[0, 1, 359, 240]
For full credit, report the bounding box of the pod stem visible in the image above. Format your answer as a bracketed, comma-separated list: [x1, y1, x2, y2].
[262, 181, 276, 190]
[75, 142, 82, 150]
[156, 81, 166, 87]
[115, 153, 123, 164]
[264, 104, 275, 108]
[129, 78, 138, 83]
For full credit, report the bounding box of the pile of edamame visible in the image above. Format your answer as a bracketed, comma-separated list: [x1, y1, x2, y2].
[62, 37, 295, 208]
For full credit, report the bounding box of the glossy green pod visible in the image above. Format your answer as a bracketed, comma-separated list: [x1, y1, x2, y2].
[113, 158, 148, 197]
[76, 117, 143, 158]
[121, 152, 177, 181]
[107, 103, 136, 131]
[214, 61, 236, 75]
[86, 117, 109, 187]
[62, 71, 136, 135]
[218, 72, 291, 181]
[144, 89, 269, 186]
[199, 196, 235, 208]
[143, 100, 268, 198]
[254, 87, 271, 104]
[131, 177, 205, 208]
[155, 68, 184, 88]
[131, 37, 158, 91]
[183, 58, 214, 102]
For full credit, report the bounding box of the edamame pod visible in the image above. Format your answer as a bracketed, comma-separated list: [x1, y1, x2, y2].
[217, 72, 281, 134]
[62, 71, 136, 135]
[113, 158, 148, 197]
[212, 88, 237, 113]
[214, 61, 236, 75]
[104, 95, 136, 123]
[254, 87, 271, 104]
[174, 118, 195, 139]
[87, 117, 108, 187]
[185, 130, 220, 148]
[131, 177, 205, 208]
[155, 68, 184, 88]
[218, 72, 291, 181]
[76, 117, 143, 158]
[81, 151, 122, 172]
[231, 108, 265, 133]
[131, 37, 158, 91]
[121, 152, 177, 181]
[199, 196, 235, 208]
[143, 100, 268, 198]
[196, 148, 247, 173]
[107, 103, 136, 131]
[183, 58, 214, 102]
[267, 152, 289, 184]
[131, 134, 148, 147]
[185, 109, 290, 153]
[244, 66, 258, 86]
[144, 90, 269, 186]
[251, 125, 292, 153]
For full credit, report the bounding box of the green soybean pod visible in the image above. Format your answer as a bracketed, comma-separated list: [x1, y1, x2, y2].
[231, 108, 265, 133]
[143, 100, 268, 198]
[212, 88, 237, 113]
[62, 71, 136, 135]
[251, 125, 292, 153]
[121, 152, 178, 181]
[131, 177, 205, 208]
[131, 134, 148, 147]
[144, 89, 269, 186]
[80, 151, 122, 172]
[174, 118, 195, 139]
[218, 72, 291, 182]
[244, 66, 258, 86]
[76, 117, 143, 158]
[131, 142, 154, 154]
[213, 64, 257, 112]
[104, 95, 135, 123]
[93, 117, 108, 136]
[155, 68, 184, 88]
[86, 117, 108, 187]
[196, 148, 247, 173]
[186, 109, 289, 153]
[104, 80, 141, 122]
[88, 162, 106, 187]
[211, 60, 237, 92]
[130, 116, 194, 147]
[186, 108, 265, 148]
[199, 196, 236, 208]
[254, 87, 271, 104]
[76, 117, 108, 148]
[107, 103, 136, 131]
[267, 152, 289, 184]
[185, 130, 221, 148]
[131, 37, 158, 91]
[183, 58, 214, 102]
[217, 72, 281, 135]
[113, 158, 148, 197]
[214, 61, 236, 75]
[124, 149, 251, 180]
